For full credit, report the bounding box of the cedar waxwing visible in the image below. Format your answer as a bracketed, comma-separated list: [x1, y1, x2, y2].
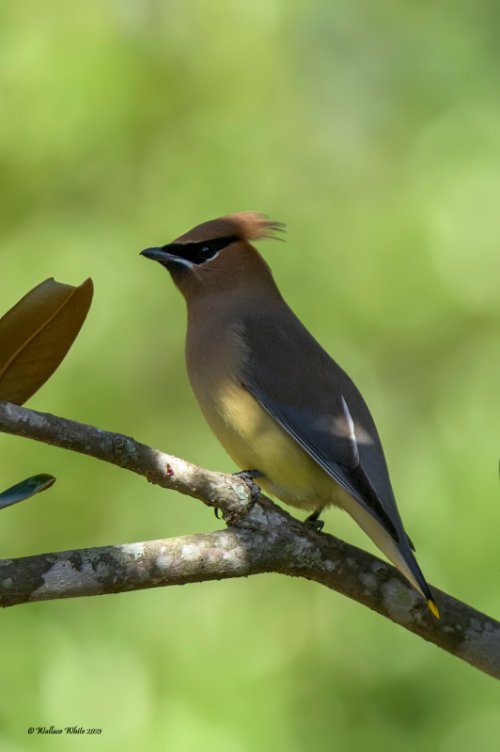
[141, 212, 439, 618]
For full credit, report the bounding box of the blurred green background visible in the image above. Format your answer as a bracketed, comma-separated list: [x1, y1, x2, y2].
[1, 0, 500, 749]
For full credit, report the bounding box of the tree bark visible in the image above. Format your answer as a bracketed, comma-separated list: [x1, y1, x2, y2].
[0, 400, 499, 680]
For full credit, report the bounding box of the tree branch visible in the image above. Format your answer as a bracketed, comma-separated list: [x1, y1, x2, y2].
[0, 401, 499, 680]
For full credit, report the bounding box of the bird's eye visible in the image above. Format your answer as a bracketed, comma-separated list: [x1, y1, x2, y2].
[197, 245, 214, 262]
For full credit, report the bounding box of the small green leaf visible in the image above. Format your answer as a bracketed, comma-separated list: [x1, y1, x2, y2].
[0, 474, 56, 510]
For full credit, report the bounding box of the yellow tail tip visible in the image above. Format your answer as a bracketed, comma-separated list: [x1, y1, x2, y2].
[427, 599, 440, 620]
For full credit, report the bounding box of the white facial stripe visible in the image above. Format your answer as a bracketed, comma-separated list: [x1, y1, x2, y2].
[172, 257, 195, 269]
[170, 248, 222, 268]
[202, 249, 221, 264]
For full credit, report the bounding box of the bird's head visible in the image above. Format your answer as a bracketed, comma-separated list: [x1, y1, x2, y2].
[140, 212, 284, 299]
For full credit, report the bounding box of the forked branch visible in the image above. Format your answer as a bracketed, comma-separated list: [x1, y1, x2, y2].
[0, 401, 498, 680]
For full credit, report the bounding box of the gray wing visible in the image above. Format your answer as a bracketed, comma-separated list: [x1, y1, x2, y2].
[238, 306, 407, 544]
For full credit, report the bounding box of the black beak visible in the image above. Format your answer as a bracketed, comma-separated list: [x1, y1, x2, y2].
[141, 247, 173, 263]
[141, 244, 195, 270]
[141, 246, 192, 270]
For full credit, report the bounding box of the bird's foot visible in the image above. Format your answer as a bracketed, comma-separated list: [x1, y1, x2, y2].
[233, 470, 263, 505]
[213, 470, 263, 520]
[305, 508, 325, 532]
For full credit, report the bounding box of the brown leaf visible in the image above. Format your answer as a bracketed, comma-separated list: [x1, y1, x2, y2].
[0, 277, 93, 404]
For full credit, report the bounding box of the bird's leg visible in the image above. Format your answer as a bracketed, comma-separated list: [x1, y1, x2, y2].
[233, 469, 263, 504]
[305, 507, 325, 531]
[213, 470, 263, 519]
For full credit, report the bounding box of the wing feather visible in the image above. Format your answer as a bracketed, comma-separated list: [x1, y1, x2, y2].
[239, 307, 406, 543]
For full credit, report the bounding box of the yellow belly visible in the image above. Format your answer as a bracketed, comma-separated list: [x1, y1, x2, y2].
[192, 374, 425, 597]
[197, 377, 343, 511]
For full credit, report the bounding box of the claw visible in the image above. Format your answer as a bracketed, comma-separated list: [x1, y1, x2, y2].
[233, 470, 262, 505]
[305, 508, 325, 532]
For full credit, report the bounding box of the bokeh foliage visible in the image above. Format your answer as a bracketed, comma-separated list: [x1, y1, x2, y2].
[1, 1, 500, 749]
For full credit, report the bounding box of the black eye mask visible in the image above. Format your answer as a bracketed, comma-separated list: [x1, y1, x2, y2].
[161, 235, 239, 265]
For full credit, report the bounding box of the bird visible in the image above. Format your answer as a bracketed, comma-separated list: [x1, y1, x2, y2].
[140, 212, 439, 618]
